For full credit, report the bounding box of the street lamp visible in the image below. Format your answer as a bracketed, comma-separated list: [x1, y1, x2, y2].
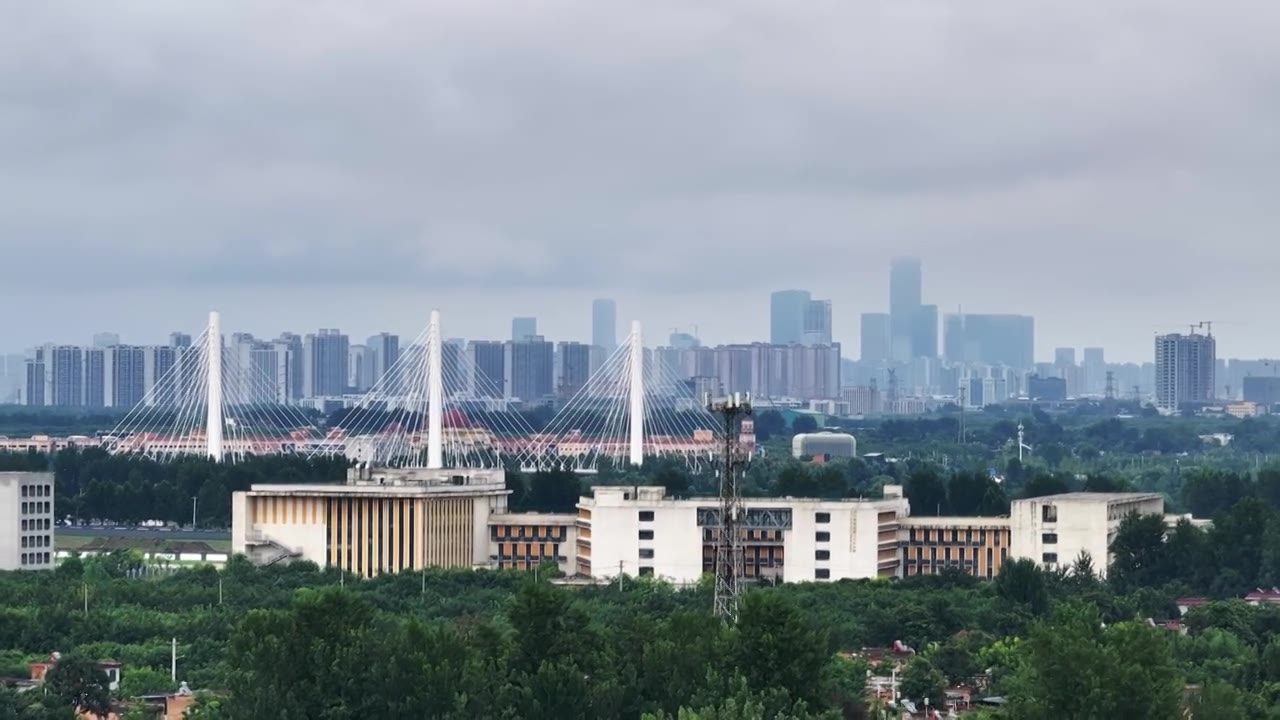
[191, 496, 198, 529]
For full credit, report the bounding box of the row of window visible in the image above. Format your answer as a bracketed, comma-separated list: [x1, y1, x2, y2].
[20, 485, 52, 498]
[20, 502, 51, 515]
[907, 528, 1004, 546]
[21, 519, 51, 531]
[20, 552, 50, 566]
[21, 535, 51, 549]
[1042, 533, 1058, 544]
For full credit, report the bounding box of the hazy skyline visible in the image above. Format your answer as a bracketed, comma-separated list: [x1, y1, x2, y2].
[4, 1, 1280, 362]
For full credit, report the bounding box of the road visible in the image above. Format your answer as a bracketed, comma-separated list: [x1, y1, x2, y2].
[59, 527, 231, 542]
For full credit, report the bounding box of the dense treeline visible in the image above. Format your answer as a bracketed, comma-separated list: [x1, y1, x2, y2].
[0, 448, 347, 527]
[3, 548, 1280, 718]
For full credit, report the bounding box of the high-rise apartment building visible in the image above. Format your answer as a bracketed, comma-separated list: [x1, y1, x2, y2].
[348, 345, 374, 393]
[803, 300, 833, 346]
[144, 345, 179, 407]
[366, 333, 400, 391]
[505, 339, 554, 402]
[556, 342, 592, 399]
[912, 304, 938, 360]
[83, 348, 105, 408]
[512, 317, 538, 343]
[304, 330, 349, 398]
[1155, 332, 1216, 410]
[860, 313, 891, 364]
[592, 299, 617, 353]
[105, 346, 146, 409]
[22, 350, 45, 407]
[274, 334, 305, 402]
[1054, 348, 1076, 368]
[168, 332, 193, 349]
[889, 258, 922, 361]
[1082, 347, 1105, 395]
[48, 346, 83, 407]
[468, 341, 506, 398]
[942, 314, 1035, 370]
[770, 290, 811, 345]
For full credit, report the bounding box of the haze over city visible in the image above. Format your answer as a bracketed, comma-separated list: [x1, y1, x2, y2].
[5, 1, 1280, 361]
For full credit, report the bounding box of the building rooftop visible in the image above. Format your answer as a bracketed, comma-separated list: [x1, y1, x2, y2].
[900, 516, 1012, 527]
[1016, 492, 1162, 504]
[490, 512, 577, 526]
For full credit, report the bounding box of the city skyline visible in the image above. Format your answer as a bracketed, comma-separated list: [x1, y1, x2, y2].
[4, 5, 1280, 362]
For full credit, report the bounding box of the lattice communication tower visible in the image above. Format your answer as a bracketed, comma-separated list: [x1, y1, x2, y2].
[708, 392, 751, 622]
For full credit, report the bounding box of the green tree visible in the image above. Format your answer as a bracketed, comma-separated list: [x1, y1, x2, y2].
[995, 559, 1049, 616]
[1108, 512, 1172, 591]
[44, 654, 112, 718]
[898, 657, 946, 706]
[906, 468, 949, 517]
[733, 592, 827, 709]
[1187, 682, 1246, 720]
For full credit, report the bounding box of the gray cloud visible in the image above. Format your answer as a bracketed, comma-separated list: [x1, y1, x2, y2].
[3, 0, 1280, 360]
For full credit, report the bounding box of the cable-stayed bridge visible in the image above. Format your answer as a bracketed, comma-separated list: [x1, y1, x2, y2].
[103, 310, 736, 473]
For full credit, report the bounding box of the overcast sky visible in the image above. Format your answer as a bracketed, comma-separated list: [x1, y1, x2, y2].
[3, 1, 1279, 362]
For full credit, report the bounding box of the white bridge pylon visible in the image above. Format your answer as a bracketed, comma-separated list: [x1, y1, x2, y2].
[105, 310, 323, 463]
[313, 310, 537, 470]
[528, 321, 723, 473]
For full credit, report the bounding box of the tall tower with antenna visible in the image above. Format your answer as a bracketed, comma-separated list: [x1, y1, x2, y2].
[708, 392, 751, 622]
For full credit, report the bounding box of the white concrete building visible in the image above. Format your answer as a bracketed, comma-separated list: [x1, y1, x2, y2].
[231, 466, 509, 577]
[1009, 492, 1163, 577]
[575, 485, 908, 584]
[0, 472, 55, 571]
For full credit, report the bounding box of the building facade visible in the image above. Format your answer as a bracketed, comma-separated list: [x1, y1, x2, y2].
[232, 466, 510, 578]
[900, 517, 1011, 579]
[304, 329, 350, 398]
[0, 472, 55, 571]
[573, 485, 907, 584]
[1008, 492, 1163, 577]
[770, 290, 811, 346]
[1155, 332, 1216, 410]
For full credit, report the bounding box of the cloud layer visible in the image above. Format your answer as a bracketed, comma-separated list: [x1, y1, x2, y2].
[3, 1, 1280, 359]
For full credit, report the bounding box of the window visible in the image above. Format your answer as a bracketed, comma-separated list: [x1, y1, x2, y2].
[639, 566, 654, 577]
[815, 568, 831, 579]
[639, 548, 655, 559]
[20, 486, 27, 498]
[638, 530, 654, 540]
[1042, 552, 1058, 564]
[1042, 533, 1058, 544]
[44, 485, 50, 496]
[20, 554, 26, 566]
[20, 503, 26, 514]
[1042, 505, 1058, 522]
[20, 520, 27, 531]
[908, 528, 916, 542]
[638, 511, 654, 522]
[816, 531, 830, 542]
[815, 512, 831, 524]
[20, 538, 27, 548]
[815, 550, 830, 561]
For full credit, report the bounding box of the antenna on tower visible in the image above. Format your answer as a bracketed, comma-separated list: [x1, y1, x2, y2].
[707, 392, 751, 623]
[1104, 370, 1116, 401]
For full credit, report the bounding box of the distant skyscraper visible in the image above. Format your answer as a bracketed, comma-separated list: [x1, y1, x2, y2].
[860, 313, 891, 364]
[144, 346, 179, 406]
[505, 339, 554, 401]
[592, 299, 617, 352]
[942, 314, 1035, 370]
[556, 342, 592, 399]
[912, 305, 938, 360]
[168, 332, 192, 349]
[1054, 348, 1076, 368]
[23, 349, 46, 407]
[303, 329, 349, 398]
[83, 348, 105, 408]
[1082, 347, 1105, 395]
[348, 344, 374, 393]
[105, 346, 146, 408]
[48, 346, 83, 407]
[274, 333, 305, 401]
[770, 290, 810, 345]
[512, 317, 538, 343]
[92, 332, 120, 348]
[889, 258, 922, 361]
[468, 341, 506, 398]
[1155, 332, 1216, 410]
[669, 332, 700, 350]
[803, 300, 833, 346]
[366, 333, 400, 391]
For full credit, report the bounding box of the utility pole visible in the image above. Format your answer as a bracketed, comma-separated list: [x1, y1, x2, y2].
[218, 578, 223, 606]
[171, 638, 177, 682]
[707, 392, 751, 623]
[958, 384, 967, 444]
[191, 496, 198, 529]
